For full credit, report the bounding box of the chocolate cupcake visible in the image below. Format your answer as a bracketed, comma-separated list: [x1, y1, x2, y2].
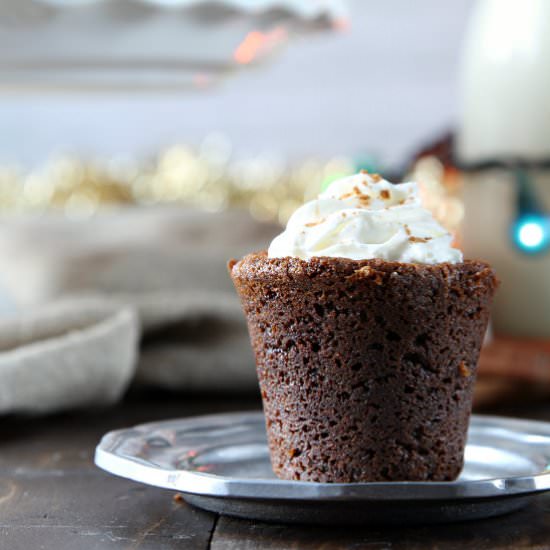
[229, 172, 498, 482]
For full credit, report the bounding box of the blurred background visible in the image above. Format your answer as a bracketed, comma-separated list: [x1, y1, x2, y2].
[0, 0, 549, 415]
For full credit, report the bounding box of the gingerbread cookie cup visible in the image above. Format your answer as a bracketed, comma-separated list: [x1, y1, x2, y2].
[229, 252, 498, 482]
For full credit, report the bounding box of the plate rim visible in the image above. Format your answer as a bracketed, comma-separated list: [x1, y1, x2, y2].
[94, 411, 550, 502]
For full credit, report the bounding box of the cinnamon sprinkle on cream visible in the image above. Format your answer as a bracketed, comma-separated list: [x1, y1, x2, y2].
[404, 224, 412, 236]
[409, 236, 432, 243]
[355, 186, 372, 206]
[370, 173, 382, 182]
[340, 185, 371, 205]
[379, 189, 390, 199]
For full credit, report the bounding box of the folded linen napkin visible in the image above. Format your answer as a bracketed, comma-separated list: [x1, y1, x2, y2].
[0, 299, 138, 414]
[0, 206, 278, 305]
[0, 207, 278, 414]
[132, 291, 258, 391]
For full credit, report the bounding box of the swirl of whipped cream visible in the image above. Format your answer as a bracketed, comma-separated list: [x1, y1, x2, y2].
[268, 172, 463, 264]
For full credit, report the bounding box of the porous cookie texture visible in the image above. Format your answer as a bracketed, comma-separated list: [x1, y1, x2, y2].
[229, 252, 498, 482]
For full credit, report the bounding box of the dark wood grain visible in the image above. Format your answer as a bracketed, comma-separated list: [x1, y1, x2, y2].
[210, 497, 550, 550]
[0, 475, 216, 550]
[1, 390, 549, 549]
[0, 391, 260, 550]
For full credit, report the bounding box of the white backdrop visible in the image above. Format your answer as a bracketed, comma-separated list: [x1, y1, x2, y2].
[0, 0, 476, 170]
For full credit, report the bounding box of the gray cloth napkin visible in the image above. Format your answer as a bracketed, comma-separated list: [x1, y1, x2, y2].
[0, 207, 278, 414]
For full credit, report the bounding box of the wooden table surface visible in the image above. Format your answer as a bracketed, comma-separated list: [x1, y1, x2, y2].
[2, 390, 549, 550]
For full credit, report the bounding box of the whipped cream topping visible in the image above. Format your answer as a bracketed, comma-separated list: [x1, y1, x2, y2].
[268, 172, 463, 264]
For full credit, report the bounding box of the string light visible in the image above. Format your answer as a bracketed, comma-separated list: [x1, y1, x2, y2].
[512, 170, 550, 255]
[513, 215, 550, 254]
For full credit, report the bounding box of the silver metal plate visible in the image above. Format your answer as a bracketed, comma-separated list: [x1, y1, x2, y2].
[95, 412, 550, 525]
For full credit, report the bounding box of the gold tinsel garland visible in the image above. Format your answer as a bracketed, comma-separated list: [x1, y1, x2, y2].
[0, 144, 354, 225]
[0, 140, 463, 232]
